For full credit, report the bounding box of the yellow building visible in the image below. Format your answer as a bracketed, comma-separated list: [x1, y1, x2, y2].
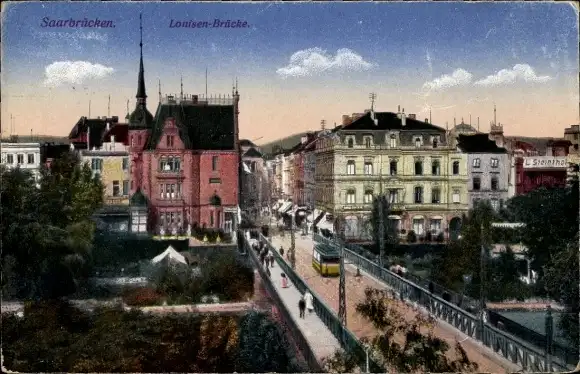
[81, 140, 131, 206]
[315, 108, 469, 242]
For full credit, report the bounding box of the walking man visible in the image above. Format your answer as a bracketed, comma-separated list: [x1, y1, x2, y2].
[303, 290, 314, 314]
[298, 297, 306, 318]
[279, 246, 284, 257]
[269, 253, 275, 267]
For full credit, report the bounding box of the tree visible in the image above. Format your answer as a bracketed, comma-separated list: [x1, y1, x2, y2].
[543, 235, 579, 346]
[505, 185, 578, 273]
[370, 195, 398, 260]
[325, 287, 478, 373]
[1, 151, 104, 300]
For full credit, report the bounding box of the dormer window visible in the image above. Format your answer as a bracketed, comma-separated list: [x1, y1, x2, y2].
[347, 138, 354, 148]
[364, 136, 373, 148]
[389, 134, 397, 148]
[415, 137, 422, 148]
[432, 137, 439, 148]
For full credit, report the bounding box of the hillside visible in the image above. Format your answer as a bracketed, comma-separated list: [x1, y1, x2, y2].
[258, 132, 308, 157]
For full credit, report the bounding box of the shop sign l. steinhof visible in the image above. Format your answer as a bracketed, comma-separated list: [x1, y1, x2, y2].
[523, 156, 567, 169]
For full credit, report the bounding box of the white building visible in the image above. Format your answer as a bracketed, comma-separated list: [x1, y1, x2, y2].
[1, 142, 42, 181]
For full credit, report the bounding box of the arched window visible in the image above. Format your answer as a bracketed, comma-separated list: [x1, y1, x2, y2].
[452, 161, 460, 175]
[414, 186, 423, 203]
[346, 160, 356, 175]
[431, 160, 440, 175]
[491, 176, 499, 191]
[414, 161, 423, 175]
[390, 160, 397, 175]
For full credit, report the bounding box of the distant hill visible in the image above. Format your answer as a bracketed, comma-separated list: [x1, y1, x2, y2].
[259, 132, 308, 157]
[1, 135, 69, 144]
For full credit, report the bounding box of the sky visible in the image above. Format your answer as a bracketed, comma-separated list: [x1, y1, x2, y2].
[1, 1, 579, 144]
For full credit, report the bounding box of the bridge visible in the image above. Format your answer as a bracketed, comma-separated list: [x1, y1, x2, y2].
[238, 228, 575, 373]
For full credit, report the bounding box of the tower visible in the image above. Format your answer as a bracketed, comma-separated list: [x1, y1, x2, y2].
[128, 14, 154, 129]
[490, 104, 504, 148]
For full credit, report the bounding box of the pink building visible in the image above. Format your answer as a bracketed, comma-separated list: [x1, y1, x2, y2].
[127, 19, 240, 235]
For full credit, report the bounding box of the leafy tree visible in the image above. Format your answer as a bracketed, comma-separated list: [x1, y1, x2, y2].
[370, 195, 398, 260]
[543, 235, 579, 345]
[200, 253, 255, 301]
[325, 287, 478, 373]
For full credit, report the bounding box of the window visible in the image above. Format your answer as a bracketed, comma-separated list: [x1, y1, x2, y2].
[210, 211, 214, 226]
[414, 186, 423, 203]
[17, 154, 24, 164]
[413, 218, 425, 235]
[472, 158, 481, 168]
[166, 135, 174, 148]
[389, 134, 397, 148]
[346, 160, 356, 175]
[490, 199, 500, 211]
[122, 180, 129, 195]
[170, 184, 176, 199]
[491, 176, 499, 191]
[212, 156, 218, 171]
[91, 158, 103, 171]
[473, 177, 481, 191]
[452, 161, 460, 175]
[364, 190, 373, 203]
[112, 181, 120, 196]
[347, 138, 354, 148]
[345, 189, 356, 204]
[389, 189, 398, 204]
[432, 137, 439, 148]
[430, 219, 442, 233]
[209, 178, 221, 183]
[160, 184, 165, 199]
[364, 136, 372, 148]
[431, 160, 440, 175]
[431, 188, 441, 204]
[27, 154, 35, 164]
[415, 137, 422, 148]
[176, 183, 181, 199]
[390, 160, 398, 175]
[122, 157, 129, 170]
[6, 154, 14, 164]
[159, 157, 181, 172]
[364, 162, 373, 175]
[414, 161, 423, 175]
[452, 189, 460, 203]
[137, 135, 142, 145]
[490, 158, 499, 168]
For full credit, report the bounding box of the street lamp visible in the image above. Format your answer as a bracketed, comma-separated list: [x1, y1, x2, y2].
[334, 215, 347, 344]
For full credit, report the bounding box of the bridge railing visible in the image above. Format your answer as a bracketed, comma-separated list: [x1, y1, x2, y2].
[239, 232, 320, 372]
[313, 233, 572, 372]
[258, 233, 383, 372]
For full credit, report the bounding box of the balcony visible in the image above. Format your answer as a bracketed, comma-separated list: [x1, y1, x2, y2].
[156, 169, 184, 179]
[105, 196, 129, 205]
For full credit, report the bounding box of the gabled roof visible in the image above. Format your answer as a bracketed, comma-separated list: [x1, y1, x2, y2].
[129, 104, 155, 129]
[144, 102, 235, 150]
[243, 147, 263, 158]
[342, 111, 445, 132]
[457, 134, 507, 154]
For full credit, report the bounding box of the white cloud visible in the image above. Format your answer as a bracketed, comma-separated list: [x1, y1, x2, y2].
[276, 48, 374, 78]
[425, 50, 433, 76]
[43, 61, 114, 87]
[474, 64, 552, 87]
[421, 68, 473, 92]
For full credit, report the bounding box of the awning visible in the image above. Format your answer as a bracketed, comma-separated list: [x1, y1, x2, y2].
[278, 201, 293, 214]
[387, 215, 401, 219]
[431, 215, 444, 220]
[412, 215, 425, 220]
[317, 217, 335, 233]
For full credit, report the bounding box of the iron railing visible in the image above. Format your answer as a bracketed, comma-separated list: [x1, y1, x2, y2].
[313, 233, 574, 372]
[256, 232, 383, 372]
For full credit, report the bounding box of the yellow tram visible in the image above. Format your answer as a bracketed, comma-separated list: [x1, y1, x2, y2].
[312, 244, 340, 277]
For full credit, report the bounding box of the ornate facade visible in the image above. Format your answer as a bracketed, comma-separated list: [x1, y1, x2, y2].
[315, 108, 469, 242]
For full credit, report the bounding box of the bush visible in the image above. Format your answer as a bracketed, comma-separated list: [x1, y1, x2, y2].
[407, 230, 417, 243]
[123, 287, 165, 307]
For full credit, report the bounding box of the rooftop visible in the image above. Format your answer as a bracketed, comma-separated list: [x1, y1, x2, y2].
[341, 111, 446, 132]
[457, 134, 507, 154]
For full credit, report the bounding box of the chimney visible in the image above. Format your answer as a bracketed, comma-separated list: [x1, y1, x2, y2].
[397, 105, 402, 119]
[111, 116, 119, 123]
[401, 108, 407, 127]
[408, 114, 416, 119]
[425, 118, 429, 123]
[106, 122, 110, 131]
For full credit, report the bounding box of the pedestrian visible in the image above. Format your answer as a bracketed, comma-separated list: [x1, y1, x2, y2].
[279, 246, 285, 257]
[298, 297, 306, 318]
[269, 253, 275, 267]
[260, 252, 266, 267]
[281, 273, 289, 288]
[266, 266, 271, 278]
[428, 281, 434, 294]
[303, 290, 314, 314]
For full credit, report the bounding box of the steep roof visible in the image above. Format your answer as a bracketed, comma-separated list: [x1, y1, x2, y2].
[342, 111, 445, 132]
[144, 102, 235, 150]
[243, 147, 263, 158]
[102, 123, 129, 145]
[457, 134, 507, 153]
[239, 139, 257, 148]
[68, 117, 110, 149]
[130, 189, 149, 206]
[454, 122, 478, 133]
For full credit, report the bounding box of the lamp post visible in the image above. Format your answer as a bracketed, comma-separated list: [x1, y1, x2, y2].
[335, 215, 347, 344]
[462, 273, 472, 310]
[289, 214, 296, 269]
[479, 222, 486, 339]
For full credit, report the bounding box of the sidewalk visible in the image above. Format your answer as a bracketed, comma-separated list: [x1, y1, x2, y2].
[258, 251, 341, 362]
[270, 233, 521, 374]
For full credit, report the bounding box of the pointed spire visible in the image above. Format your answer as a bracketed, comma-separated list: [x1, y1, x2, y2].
[180, 75, 183, 99]
[429, 108, 432, 124]
[126, 99, 129, 117]
[494, 103, 497, 125]
[108, 95, 111, 117]
[136, 13, 147, 103]
[158, 78, 161, 102]
[235, 77, 239, 95]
